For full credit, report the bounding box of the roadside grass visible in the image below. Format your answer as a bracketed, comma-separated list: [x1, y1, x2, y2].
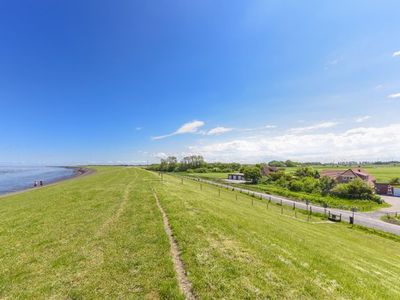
[381, 213, 400, 226]
[0, 167, 183, 299]
[152, 172, 400, 299]
[181, 172, 386, 211]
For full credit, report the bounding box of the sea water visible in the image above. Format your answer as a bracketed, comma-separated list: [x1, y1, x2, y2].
[0, 166, 75, 195]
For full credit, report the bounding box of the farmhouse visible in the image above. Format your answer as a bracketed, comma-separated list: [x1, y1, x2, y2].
[261, 165, 279, 176]
[321, 169, 376, 186]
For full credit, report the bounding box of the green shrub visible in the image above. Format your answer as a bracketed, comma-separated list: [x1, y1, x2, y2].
[294, 166, 320, 178]
[331, 179, 380, 202]
[242, 166, 262, 184]
[288, 180, 303, 192]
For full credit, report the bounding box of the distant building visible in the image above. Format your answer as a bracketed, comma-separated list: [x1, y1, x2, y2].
[375, 183, 394, 195]
[375, 183, 400, 197]
[320, 168, 376, 186]
[227, 173, 245, 181]
[261, 166, 279, 176]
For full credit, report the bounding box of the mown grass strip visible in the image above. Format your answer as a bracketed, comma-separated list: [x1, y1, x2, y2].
[0, 167, 183, 299]
[153, 171, 400, 299]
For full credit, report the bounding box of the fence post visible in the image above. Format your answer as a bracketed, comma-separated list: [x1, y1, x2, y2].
[293, 202, 295, 210]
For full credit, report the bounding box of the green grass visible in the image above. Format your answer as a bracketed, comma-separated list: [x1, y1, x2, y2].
[154, 173, 400, 299]
[181, 172, 386, 211]
[1, 166, 400, 299]
[0, 166, 183, 299]
[381, 213, 400, 226]
[286, 165, 400, 183]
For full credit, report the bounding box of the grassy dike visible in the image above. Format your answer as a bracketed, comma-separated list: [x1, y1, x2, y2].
[0, 167, 182, 299]
[154, 172, 400, 299]
[1, 166, 400, 299]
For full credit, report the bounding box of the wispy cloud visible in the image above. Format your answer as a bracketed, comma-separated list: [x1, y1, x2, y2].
[327, 58, 341, 65]
[206, 127, 233, 136]
[355, 115, 371, 123]
[152, 120, 205, 140]
[136, 127, 142, 131]
[288, 122, 338, 133]
[241, 124, 277, 132]
[393, 50, 400, 57]
[325, 56, 343, 69]
[388, 93, 400, 99]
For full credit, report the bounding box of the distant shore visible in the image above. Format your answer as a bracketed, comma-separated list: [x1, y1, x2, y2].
[0, 167, 94, 198]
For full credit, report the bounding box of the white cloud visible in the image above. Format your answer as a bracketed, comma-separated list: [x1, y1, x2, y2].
[153, 152, 168, 159]
[206, 127, 233, 136]
[393, 50, 400, 57]
[355, 115, 371, 123]
[187, 123, 400, 163]
[241, 124, 277, 132]
[388, 93, 400, 99]
[152, 120, 205, 140]
[136, 127, 142, 131]
[288, 122, 338, 133]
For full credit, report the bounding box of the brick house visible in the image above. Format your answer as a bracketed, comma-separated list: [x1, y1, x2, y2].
[261, 166, 279, 176]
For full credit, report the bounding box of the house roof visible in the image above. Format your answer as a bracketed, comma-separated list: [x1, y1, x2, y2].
[321, 168, 376, 184]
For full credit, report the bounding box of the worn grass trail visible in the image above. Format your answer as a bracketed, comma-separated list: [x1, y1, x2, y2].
[0, 167, 183, 299]
[153, 171, 400, 299]
[2, 166, 400, 299]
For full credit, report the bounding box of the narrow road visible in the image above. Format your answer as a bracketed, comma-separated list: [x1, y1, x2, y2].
[183, 176, 400, 236]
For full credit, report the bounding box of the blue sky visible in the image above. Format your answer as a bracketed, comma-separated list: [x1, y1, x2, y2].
[1, 0, 400, 165]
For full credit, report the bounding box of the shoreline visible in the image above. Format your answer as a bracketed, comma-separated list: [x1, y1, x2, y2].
[0, 167, 95, 198]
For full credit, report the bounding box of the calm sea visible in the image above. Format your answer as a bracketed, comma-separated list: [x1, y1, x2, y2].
[0, 166, 75, 195]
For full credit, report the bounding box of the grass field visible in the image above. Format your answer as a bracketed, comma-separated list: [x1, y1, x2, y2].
[0, 167, 183, 299]
[1, 167, 400, 299]
[286, 165, 400, 183]
[182, 172, 386, 211]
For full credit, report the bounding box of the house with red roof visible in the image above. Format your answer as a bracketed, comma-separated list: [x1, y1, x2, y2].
[320, 168, 376, 187]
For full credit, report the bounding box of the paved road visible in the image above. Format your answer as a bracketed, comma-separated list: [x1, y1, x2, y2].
[183, 176, 400, 236]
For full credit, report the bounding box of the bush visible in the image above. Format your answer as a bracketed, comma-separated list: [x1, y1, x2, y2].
[302, 177, 319, 193]
[331, 179, 380, 202]
[242, 166, 262, 184]
[295, 167, 320, 178]
[319, 176, 336, 195]
[288, 180, 303, 192]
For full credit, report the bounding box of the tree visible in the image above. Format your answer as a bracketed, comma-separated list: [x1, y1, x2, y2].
[243, 166, 262, 184]
[268, 160, 286, 167]
[389, 177, 400, 185]
[285, 160, 298, 167]
[180, 155, 205, 170]
[160, 156, 178, 172]
[319, 176, 336, 195]
[295, 167, 320, 178]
